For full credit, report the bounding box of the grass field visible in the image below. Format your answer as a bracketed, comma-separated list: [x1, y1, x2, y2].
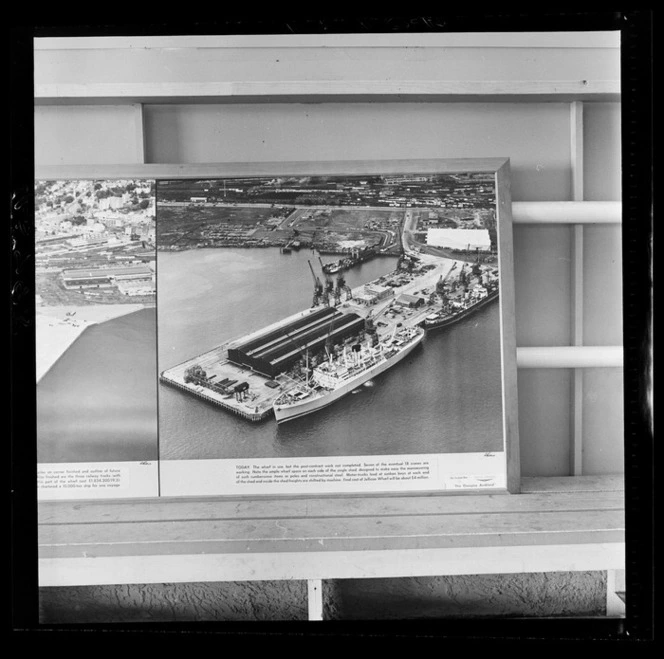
[157, 206, 289, 247]
[156, 204, 404, 252]
[293, 208, 401, 233]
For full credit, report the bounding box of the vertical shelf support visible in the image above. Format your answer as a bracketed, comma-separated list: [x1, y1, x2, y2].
[606, 569, 626, 617]
[307, 579, 324, 620]
[570, 101, 584, 476]
[131, 103, 146, 165]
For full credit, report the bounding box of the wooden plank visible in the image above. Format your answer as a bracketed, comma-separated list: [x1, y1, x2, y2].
[39, 527, 625, 560]
[517, 346, 623, 368]
[496, 160, 520, 493]
[521, 475, 624, 493]
[38, 542, 626, 586]
[570, 101, 585, 477]
[36, 92, 622, 107]
[38, 510, 625, 557]
[33, 32, 622, 51]
[131, 103, 146, 165]
[37, 491, 625, 525]
[35, 157, 507, 182]
[34, 79, 621, 105]
[38, 476, 625, 585]
[39, 509, 626, 544]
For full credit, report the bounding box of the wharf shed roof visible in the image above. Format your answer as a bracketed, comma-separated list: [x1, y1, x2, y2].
[395, 293, 425, 306]
[235, 307, 336, 354]
[246, 309, 341, 358]
[267, 314, 364, 368]
[227, 311, 364, 378]
[364, 284, 391, 294]
[259, 312, 363, 363]
[426, 228, 491, 250]
[62, 265, 153, 280]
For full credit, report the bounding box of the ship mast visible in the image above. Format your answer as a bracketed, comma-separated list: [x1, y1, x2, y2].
[307, 259, 324, 306]
[324, 318, 336, 363]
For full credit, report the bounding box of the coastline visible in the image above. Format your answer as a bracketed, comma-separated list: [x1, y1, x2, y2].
[36, 303, 152, 382]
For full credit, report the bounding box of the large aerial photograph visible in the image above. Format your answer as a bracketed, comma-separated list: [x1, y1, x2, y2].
[156, 170, 506, 486]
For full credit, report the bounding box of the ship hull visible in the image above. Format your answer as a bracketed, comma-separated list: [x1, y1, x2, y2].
[422, 289, 499, 331]
[274, 331, 424, 423]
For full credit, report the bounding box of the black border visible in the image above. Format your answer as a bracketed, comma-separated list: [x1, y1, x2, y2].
[619, 9, 654, 642]
[10, 23, 38, 633]
[10, 10, 653, 643]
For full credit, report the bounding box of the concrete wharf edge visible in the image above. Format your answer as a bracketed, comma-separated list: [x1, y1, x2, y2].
[159, 374, 272, 422]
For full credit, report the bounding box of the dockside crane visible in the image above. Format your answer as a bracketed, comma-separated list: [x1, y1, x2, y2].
[458, 263, 468, 291]
[434, 267, 455, 306]
[319, 256, 335, 295]
[472, 247, 482, 276]
[332, 279, 342, 306]
[308, 259, 324, 307]
[335, 270, 352, 302]
[397, 243, 415, 271]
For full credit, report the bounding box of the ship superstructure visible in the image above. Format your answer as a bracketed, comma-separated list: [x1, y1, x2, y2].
[273, 325, 424, 423]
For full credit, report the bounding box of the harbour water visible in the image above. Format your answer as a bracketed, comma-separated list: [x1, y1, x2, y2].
[158, 248, 504, 461]
[37, 307, 158, 463]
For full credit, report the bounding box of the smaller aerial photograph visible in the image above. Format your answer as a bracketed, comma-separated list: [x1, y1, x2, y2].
[35, 179, 158, 464]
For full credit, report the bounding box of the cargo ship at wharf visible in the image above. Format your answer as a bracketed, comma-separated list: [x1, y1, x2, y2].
[320, 246, 378, 274]
[421, 287, 499, 331]
[159, 304, 374, 424]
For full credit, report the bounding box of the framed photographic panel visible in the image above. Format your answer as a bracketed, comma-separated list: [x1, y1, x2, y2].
[154, 158, 520, 497]
[35, 158, 518, 501]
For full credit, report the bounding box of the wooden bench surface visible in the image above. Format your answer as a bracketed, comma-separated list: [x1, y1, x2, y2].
[38, 475, 625, 586]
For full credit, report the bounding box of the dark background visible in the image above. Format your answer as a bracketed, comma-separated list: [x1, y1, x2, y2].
[10, 10, 653, 642]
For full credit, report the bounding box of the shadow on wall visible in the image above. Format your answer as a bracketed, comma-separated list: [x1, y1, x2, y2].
[39, 573, 606, 623]
[324, 573, 607, 620]
[39, 580, 308, 623]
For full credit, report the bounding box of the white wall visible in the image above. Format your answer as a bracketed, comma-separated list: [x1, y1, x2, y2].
[35, 105, 144, 165]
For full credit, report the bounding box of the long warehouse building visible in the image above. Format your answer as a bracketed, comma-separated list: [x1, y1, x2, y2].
[228, 307, 364, 378]
[61, 264, 153, 289]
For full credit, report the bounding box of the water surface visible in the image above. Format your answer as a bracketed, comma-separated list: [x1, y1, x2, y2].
[37, 307, 158, 463]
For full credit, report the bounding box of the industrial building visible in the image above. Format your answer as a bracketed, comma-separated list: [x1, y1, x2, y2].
[364, 284, 393, 300]
[353, 292, 379, 306]
[394, 293, 426, 308]
[426, 228, 492, 251]
[61, 265, 153, 289]
[227, 307, 364, 378]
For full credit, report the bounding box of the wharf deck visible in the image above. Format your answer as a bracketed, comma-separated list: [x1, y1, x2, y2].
[160, 348, 299, 422]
